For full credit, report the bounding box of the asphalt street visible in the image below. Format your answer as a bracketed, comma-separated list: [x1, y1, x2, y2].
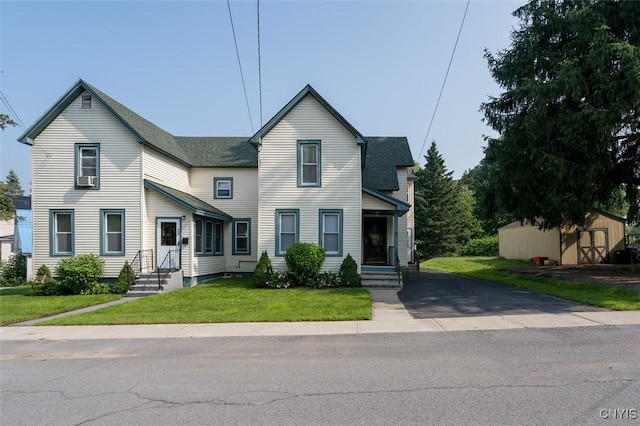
[399, 270, 605, 318]
[1, 326, 639, 425]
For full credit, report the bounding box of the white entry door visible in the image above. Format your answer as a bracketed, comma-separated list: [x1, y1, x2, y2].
[157, 218, 181, 270]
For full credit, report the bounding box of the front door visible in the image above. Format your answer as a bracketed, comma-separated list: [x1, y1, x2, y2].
[363, 217, 387, 265]
[157, 218, 181, 270]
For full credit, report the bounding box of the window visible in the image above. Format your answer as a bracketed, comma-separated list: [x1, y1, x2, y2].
[319, 209, 342, 256]
[75, 143, 100, 189]
[205, 221, 214, 254]
[82, 95, 92, 109]
[195, 219, 203, 254]
[195, 217, 223, 255]
[275, 209, 299, 256]
[214, 177, 233, 199]
[214, 222, 223, 254]
[297, 140, 321, 186]
[50, 210, 74, 256]
[233, 219, 251, 255]
[101, 209, 125, 255]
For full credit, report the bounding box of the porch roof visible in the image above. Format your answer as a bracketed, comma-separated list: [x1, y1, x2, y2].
[144, 180, 233, 221]
[363, 186, 410, 216]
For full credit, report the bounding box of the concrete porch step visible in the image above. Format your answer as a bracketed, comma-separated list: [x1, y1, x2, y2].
[361, 271, 403, 289]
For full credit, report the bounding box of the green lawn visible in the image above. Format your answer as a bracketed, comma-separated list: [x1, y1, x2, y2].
[422, 256, 640, 311]
[39, 277, 372, 325]
[0, 286, 120, 326]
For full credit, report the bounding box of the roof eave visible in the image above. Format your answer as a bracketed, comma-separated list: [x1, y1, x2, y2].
[362, 186, 410, 215]
[144, 180, 232, 222]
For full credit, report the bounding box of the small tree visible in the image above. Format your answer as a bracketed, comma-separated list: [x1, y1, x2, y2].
[253, 251, 274, 288]
[339, 253, 360, 287]
[55, 254, 104, 295]
[113, 261, 136, 294]
[0, 250, 27, 286]
[284, 242, 325, 287]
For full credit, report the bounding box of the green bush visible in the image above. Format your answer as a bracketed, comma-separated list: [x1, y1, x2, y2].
[28, 264, 60, 296]
[0, 251, 27, 286]
[460, 236, 499, 257]
[55, 254, 105, 295]
[284, 242, 325, 287]
[80, 282, 113, 295]
[339, 253, 360, 287]
[253, 251, 274, 288]
[113, 261, 136, 294]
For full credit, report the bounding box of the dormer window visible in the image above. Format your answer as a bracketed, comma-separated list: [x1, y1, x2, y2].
[82, 95, 92, 109]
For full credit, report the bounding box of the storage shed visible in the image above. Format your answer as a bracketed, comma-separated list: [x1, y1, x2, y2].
[498, 211, 626, 265]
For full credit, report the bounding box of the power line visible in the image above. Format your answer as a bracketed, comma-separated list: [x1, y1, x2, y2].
[227, 0, 254, 133]
[0, 89, 26, 129]
[417, 0, 471, 161]
[257, 0, 263, 141]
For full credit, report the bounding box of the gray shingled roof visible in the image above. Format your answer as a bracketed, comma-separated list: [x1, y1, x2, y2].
[363, 137, 415, 191]
[176, 137, 257, 167]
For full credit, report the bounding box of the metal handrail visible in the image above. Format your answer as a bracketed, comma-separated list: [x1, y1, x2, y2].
[131, 249, 154, 278]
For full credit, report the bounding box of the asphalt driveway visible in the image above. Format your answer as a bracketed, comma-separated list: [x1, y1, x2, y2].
[398, 270, 605, 319]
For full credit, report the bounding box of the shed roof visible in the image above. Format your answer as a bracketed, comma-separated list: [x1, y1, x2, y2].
[144, 180, 232, 221]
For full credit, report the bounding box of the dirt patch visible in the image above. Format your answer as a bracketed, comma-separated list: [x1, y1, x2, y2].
[503, 264, 640, 292]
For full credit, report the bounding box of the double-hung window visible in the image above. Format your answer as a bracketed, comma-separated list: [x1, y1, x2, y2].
[297, 140, 321, 187]
[51, 210, 74, 256]
[214, 178, 233, 199]
[195, 219, 204, 254]
[205, 221, 214, 254]
[101, 209, 125, 255]
[319, 209, 342, 256]
[75, 143, 100, 188]
[233, 219, 251, 255]
[276, 209, 299, 255]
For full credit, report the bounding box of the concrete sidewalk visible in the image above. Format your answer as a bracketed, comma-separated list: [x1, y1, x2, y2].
[2, 289, 640, 341]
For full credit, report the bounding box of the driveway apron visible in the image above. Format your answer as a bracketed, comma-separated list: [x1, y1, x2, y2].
[398, 270, 605, 319]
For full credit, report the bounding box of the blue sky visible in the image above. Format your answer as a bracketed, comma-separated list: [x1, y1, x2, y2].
[0, 0, 524, 192]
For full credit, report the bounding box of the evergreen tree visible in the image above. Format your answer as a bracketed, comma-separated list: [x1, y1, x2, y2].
[414, 142, 462, 259]
[481, 0, 640, 227]
[4, 170, 24, 197]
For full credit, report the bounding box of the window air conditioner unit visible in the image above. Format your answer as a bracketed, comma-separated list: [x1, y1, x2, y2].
[77, 176, 96, 187]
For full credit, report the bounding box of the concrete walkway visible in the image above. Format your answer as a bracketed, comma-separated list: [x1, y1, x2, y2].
[2, 289, 640, 341]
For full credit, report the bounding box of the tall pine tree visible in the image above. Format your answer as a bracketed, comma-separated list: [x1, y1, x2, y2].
[414, 142, 462, 259]
[4, 170, 24, 197]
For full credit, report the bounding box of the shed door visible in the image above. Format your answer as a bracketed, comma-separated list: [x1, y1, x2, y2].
[577, 229, 608, 264]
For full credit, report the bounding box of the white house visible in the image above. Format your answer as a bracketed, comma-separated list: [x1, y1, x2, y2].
[18, 80, 415, 287]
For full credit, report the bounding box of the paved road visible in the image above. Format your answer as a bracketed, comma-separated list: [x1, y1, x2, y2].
[398, 270, 604, 319]
[2, 327, 638, 425]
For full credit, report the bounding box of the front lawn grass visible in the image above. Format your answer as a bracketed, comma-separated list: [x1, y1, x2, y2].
[39, 277, 372, 325]
[0, 286, 120, 325]
[422, 256, 640, 310]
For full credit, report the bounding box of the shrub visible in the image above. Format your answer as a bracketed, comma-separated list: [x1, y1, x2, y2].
[314, 271, 341, 289]
[113, 261, 136, 295]
[55, 254, 105, 295]
[253, 251, 274, 288]
[265, 270, 293, 289]
[459, 236, 499, 257]
[80, 282, 113, 295]
[28, 264, 60, 296]
[339, 253, 360, 287]
[284, 242, 325, 287]
[0, 251, 27, 287]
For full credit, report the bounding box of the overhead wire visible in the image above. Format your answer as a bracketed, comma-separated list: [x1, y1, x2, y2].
[417, 0, 471, 161]
[0, 89, 26, 129]
[257, 0, 263, 141]
[227, 0, 254, 133]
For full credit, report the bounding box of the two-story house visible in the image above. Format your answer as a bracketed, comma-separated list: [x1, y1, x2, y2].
[18, 80, 415, 287]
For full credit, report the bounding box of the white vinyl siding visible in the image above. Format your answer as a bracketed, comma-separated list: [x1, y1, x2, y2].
[31, 91, 142, 277]
[143, 147, 190, 192]
[258, 95, 361, 270]
[190, 168, 258, 272]
[393, 168, 409, 267]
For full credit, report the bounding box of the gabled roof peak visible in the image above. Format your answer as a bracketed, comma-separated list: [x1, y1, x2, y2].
[249, 84, 366, 145]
